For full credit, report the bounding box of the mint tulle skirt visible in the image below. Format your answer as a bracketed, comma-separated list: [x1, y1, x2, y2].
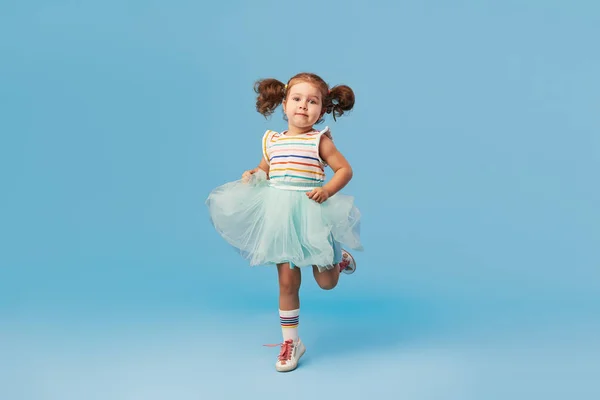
[206, 170, 362, 271]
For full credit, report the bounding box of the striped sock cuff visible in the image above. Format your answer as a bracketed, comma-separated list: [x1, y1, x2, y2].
[279, 309, 299, 329]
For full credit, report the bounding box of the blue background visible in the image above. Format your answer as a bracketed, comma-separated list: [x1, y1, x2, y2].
[1, 1, 599, 399]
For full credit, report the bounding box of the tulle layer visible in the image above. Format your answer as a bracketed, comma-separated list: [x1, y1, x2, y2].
[206, 170, 362, 269]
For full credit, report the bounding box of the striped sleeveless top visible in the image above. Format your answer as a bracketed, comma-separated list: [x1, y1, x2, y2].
[262, 126, 332, 190]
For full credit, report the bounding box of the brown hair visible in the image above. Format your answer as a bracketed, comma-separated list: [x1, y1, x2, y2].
[254, 72, 355, 124]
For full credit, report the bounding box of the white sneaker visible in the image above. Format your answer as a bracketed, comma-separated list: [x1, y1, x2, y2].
[339, 249, 357, 274]
[275, 338, 306, 372]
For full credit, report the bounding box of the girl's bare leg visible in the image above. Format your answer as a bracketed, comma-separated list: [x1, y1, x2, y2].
[312, 264, 340, 290]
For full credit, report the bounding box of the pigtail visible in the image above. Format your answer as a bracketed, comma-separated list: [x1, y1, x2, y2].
[254, 78, 287, 118]
[325, 85, 355, 121]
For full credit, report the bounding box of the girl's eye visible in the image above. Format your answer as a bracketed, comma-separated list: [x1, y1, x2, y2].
[310, 100, 317, 104]
[293, 97, 300, 101]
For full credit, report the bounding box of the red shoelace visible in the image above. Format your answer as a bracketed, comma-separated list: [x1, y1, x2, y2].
[264, 339, 294, 363]
[339, 258, 350, 272]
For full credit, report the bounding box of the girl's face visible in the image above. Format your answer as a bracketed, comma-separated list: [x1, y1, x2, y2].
[282, 81, 324, 131]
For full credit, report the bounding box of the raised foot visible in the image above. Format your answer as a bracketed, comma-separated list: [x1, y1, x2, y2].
[339, 249, 357, 274]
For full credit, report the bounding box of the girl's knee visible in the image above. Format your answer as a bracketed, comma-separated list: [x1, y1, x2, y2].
[278, 263, 301, 294]
[279, 279, 300, 295]
[313, 266, 339, 290]
[317, 279, 338, 290]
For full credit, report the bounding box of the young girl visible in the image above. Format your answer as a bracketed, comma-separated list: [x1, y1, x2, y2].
[206, 72, 363, 372]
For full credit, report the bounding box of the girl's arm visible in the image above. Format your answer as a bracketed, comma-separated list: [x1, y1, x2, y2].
[319, 135, 353, 197]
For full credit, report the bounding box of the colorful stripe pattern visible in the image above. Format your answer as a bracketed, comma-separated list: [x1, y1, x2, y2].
[263, 128, 328, 186]
[280, 314, 299, 329]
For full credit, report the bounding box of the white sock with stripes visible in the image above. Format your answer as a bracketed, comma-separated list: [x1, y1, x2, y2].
[279, 309, 299, 342]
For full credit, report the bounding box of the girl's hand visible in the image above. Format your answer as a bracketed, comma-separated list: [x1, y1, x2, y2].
[241, 168, 258, 182]
[306, 187, 330, 203]
[242, 160, 269, 183]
